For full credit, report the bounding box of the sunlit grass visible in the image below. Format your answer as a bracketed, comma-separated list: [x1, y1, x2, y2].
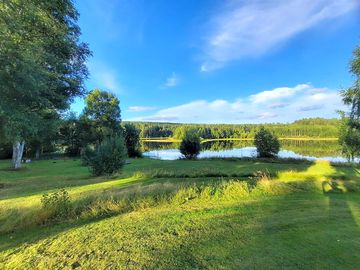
[1, 158, 360, 269]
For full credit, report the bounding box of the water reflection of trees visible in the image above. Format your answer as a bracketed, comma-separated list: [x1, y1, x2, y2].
[201, 141, 252, 151]
[141, 142, 180, 152]
[280, 140, 341, 157]
[142, 140, 342, 158]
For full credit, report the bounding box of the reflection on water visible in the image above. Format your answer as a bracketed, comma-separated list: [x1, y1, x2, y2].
[141, 140, 359, 162]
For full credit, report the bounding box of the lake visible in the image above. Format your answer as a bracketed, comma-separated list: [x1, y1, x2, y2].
[142, 140, 359, 163]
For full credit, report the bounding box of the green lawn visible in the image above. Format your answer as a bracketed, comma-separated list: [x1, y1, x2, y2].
[1, 158, 360, 269]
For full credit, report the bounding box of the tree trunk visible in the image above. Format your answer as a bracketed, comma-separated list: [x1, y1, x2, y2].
[12, 141, 25, 169]
[35, 145, 41, 160]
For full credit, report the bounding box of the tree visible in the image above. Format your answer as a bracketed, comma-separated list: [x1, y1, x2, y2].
[123, 123, 142, 157]
[59, 113, 82, 156]
[179, 133, 201, 160]
[339, 45, 360, 161]
[254, 128, 280, 158]
[0, 0, 91, 168]
[83, 89, 122, 144]
[27, 110, 60, 159]
[83, 135, 127, 176]
[339, 114, 360, 162]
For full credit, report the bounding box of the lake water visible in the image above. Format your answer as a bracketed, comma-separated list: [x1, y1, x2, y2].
[142, 140, 359, 163]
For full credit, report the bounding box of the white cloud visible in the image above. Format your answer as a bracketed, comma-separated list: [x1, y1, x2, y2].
[88, 62, 123, 94]
[201, 0, 359, 71]
[127, 84, 344, 123]
[250, 84, 309, 104]
[161, 72, 179, 88]
[127, 106, 158, 112]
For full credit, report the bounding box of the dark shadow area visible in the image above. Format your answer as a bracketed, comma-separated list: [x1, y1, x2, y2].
[0, 161, 316, 255]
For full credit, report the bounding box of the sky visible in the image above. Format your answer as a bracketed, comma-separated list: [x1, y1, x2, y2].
[71, 0, 360, 124]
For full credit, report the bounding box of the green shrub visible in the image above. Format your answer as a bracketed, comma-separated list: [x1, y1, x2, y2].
[123, 123, 142, 157]
[41, 189, 71, 218]
[179, 133, 201, 159]
[83, 135, 127, 176]
[254, 128, 280, 158]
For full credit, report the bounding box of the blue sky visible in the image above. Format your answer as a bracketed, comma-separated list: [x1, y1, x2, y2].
[71, 0, 360, 123]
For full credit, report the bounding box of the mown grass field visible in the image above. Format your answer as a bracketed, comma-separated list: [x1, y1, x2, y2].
[1, 158, 360, 269]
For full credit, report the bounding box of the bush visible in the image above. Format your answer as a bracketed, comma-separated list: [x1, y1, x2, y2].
[83, 135, 127, 176]
[123, 123, 142, 157]
[254, 128, 280, 158]
[179, 133, 201, 159]
[41, 189, 71, 219]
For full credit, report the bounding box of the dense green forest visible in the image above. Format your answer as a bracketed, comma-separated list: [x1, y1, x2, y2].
[0, 117, 339, 159]
[129, 118, 339, 139]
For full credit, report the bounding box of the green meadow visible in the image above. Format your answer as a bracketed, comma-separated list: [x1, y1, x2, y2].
[1, 158, 360, 269]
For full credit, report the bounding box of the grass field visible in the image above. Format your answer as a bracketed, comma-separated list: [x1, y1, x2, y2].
[1, 158, 360, 269]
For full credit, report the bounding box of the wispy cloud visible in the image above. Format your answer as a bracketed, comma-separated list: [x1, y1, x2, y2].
[127, 106, 158, 112]
[128, 84, 344, 123]
[250, 84, 308, 104]
[201, 0, 359, 71]
[88, 62, 123, 94]
[161, 72, 179, 88]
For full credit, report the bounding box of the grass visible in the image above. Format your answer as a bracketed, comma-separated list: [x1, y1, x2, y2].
[1, 158, 360, 269]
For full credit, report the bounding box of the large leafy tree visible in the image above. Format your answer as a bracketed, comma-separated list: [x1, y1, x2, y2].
[179, 132, 201, 160]
[339, 45, 360, 161]
[83, 89, 122, 144]
[254, 127, 280, 158]
[0, 0, 91, 168]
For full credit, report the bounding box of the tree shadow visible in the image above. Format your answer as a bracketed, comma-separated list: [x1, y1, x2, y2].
[0, 159, 315, 252]
[5, 159, 360, 269]
[149, 162, 360, 269]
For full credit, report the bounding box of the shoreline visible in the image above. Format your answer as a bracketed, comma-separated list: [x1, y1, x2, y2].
[141, 137, 339, 143]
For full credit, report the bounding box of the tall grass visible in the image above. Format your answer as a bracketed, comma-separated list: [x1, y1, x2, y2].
[2, 170, 353, 235]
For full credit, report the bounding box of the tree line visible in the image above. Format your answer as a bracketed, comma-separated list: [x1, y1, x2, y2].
[128, 118, 339, 140]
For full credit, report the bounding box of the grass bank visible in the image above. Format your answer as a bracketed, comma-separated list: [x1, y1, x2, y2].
[1, 158, 360, 269]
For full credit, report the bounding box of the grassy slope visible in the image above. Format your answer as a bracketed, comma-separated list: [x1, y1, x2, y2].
[1, 158, 360, 269]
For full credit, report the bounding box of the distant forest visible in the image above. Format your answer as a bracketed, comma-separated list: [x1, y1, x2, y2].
[128, 118, 339, 139]
[0, 117, 339, 159]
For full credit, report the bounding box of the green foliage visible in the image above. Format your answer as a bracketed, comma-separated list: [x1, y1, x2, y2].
[338, 44, 360, 162]
[0, 0, 90, 141]
[129, 118, 339, 140]
[339, 116, 360, 162]
[0, 0, 90, 168]
[180, 133, 201, 159]
[41, 189, 71, 219]
[83, 135, 127, 176]
[124, 123, 142, 157]
[83, 89, 122, 144]
[59, 113, 92, 157]
[254, 128, 280, 158]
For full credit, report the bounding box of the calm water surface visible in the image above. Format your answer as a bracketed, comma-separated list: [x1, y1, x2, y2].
[142, 140, 359, 163]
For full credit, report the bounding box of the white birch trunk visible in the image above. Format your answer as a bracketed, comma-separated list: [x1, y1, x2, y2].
[12, 141, 25, 169]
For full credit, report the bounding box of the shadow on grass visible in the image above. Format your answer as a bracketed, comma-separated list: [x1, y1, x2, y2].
[5, 158, 360, 267]
[0, 159, 316, 253]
